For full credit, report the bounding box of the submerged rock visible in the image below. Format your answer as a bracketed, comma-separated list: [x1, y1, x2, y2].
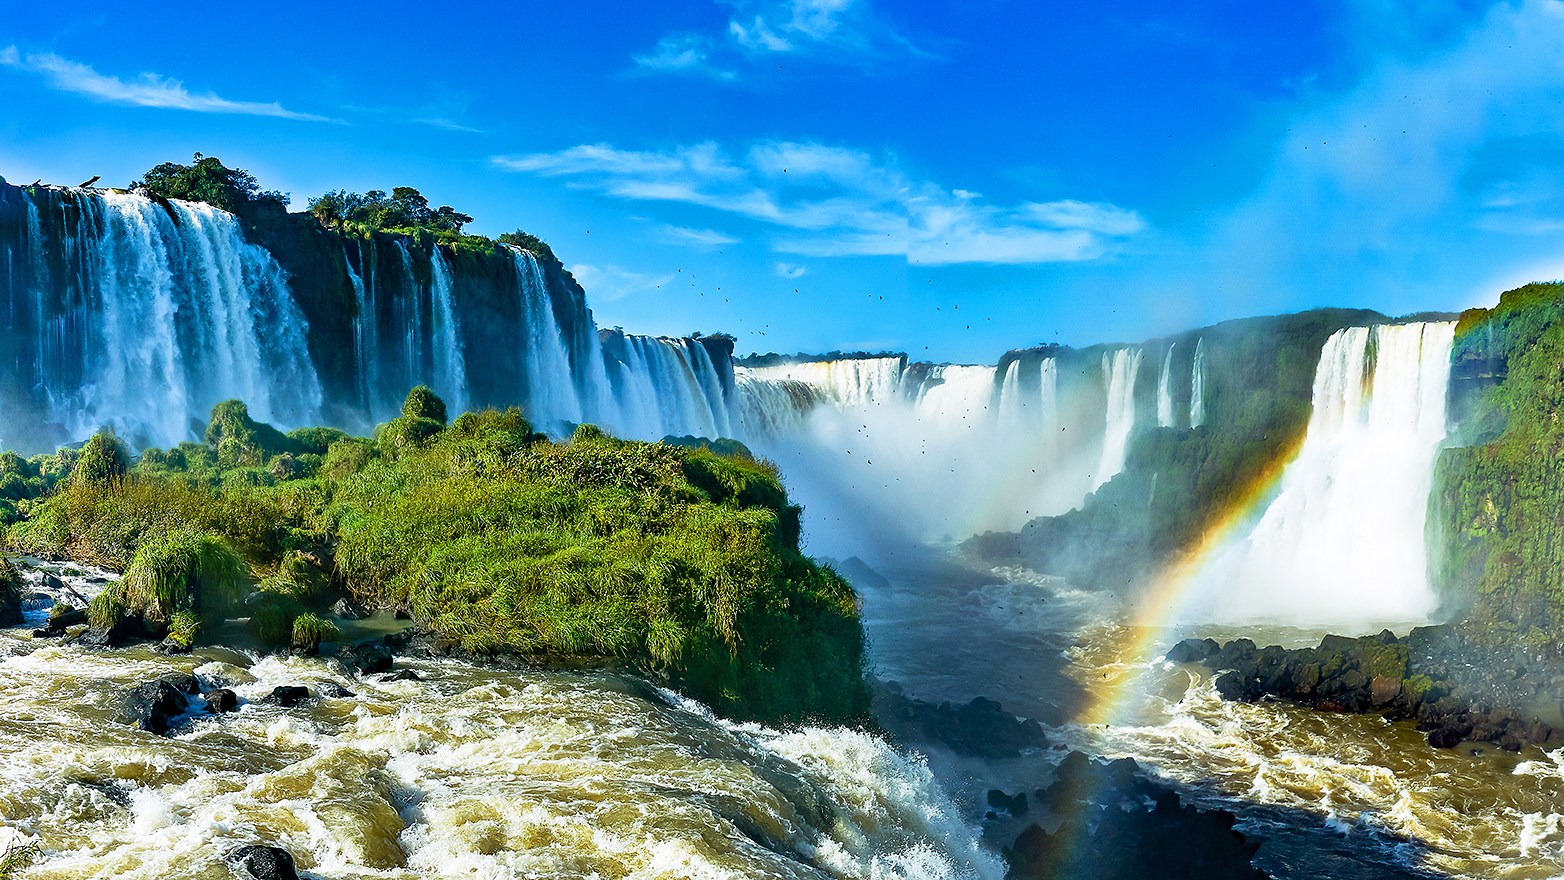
[870, 678, 1049, 758]
[263, 686, 310, 707]
[226, 845, 299, 880]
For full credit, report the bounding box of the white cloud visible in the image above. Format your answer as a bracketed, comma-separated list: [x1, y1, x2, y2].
[775, 262, 808, 278]
[634, 0, 921, 77]
[658, 225, 741, 248]
[568, 264, 678, 301]
[0, 46, 329, 121]
[496, 140, 1143, 266]
[632, 34, 737, 79]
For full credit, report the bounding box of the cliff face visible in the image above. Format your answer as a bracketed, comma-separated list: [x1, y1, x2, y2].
[0, 179, 731, 452]
[1433, 283, 1564, 634]
[967, 308, 1391, 588]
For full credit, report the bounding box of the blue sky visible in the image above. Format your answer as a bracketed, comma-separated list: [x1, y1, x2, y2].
[3, 0, 1563, 362]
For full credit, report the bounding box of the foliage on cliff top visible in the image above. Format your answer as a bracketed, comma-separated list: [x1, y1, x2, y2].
[308, 186, 473, 236]
[132, 154, 288, 214]
[1437, 282, 1564, 635]
[1, 391, 866, 724]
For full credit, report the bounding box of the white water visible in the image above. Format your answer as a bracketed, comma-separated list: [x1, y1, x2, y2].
[427, 247, 468, 417]
[1094, 347, 1142, 491]
[20, 190, 323, 448]
[1192, 322, 1457, 626]
[1190, 336, 1206, 428]
[1157, 343, 1176, 428]
[509, 247, 586, 428]
[601, 334, 736, 440]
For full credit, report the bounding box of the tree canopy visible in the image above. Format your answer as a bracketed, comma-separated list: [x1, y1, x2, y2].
[132, 154, 288, 214]
[307, 186, 473, 233]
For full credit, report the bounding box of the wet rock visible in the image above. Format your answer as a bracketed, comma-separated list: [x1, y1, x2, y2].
[330, 597, 371, 620]
[124, 673, 200, 734]
[79, 615, 146, 648]
[32, 605, 86, 637]
[1007, 751, 1266, 880]
[1165, 637, 1220, 664]
[378, 668, 423, 682]
[341, 640, 394, 674]
[153, 637, 193, 655]
[226, 845, 299, 880]
[263, 686, 310, 707]
[206, 688, 240, 713]
[316, 682, 356, 699]
[870, 679, 1050, 758]
[985, 788, 1028, 818]
[1427, 726, 1464, 749]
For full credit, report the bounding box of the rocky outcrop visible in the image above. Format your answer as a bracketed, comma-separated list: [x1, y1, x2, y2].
[1172, 624, 1563, 751]
[1004, 751, 1268, 880]
[870, 678, 1049, 758]
[226, 845, 299, 880]
[122, 673, 201, 735]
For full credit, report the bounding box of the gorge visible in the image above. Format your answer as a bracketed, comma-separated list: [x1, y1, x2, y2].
[3, 171, 1564, 879]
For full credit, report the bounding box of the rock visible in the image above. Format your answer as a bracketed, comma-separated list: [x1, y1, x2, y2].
[226, 845, 299, 880]
[868, 679, 1051, 758]
[1165, 638, 1220, 663]
[206, 688, 240, 713]
[1369, 675, 1402, 706]
[38, 606, 86, 635]
[79, 615, 145, 648]
[330, 597, 371, 620]
[378, 669, 423, 682]
[986, 788, 1028, 817]
[154, 637, 193, 655]
[264, 686, 310, 707]
[316, 682, 356, 699]
[1427, 726, 1464, 749]
[341, 641, 394, 674]
[124, 673, 200, 734]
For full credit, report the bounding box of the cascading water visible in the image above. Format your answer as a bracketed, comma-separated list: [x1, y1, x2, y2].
[509, 247, 585, 428]
[427, 246, 468, 416]
[1156, 344, 1176, 428]
[1094, 347, 1142, 491]
[0, 186, 322, 449]
[1190, 336, 1206, 428]
[599, 332, 736, 440]
[1193, 321, 1457, 626]
[743, 357, 907, 407]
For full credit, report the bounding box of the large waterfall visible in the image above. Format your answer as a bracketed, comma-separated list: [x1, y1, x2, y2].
[1192, 321, 1457, 626]
[1094, 347, 1142, 490]
[0, 186, 322, 450]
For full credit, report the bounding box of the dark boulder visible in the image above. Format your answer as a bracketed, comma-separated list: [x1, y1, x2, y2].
[378, 669, 423, 683]
[316, 682, 356, 699]
[124, 673, 200, 734]
[206, 688, 240, 713]
[341, 641, 394, 674]
[1165, 638, 1220, 664]
[227, 845, 299, 880]
[330, 597, 371, 620]
[1427, 727, 1464, 749]
[264, 686, 310, 707]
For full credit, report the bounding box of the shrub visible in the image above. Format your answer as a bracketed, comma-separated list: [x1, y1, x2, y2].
[75, 431, 129, 488]
[291, 612, 338, 653]
[167, 610, 201, 648]
[87, 582, 128, 630]
[401, 386, 448, 425]
[123, 531, 248, 623]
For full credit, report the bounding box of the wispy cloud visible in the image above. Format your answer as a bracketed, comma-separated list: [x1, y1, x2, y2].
[774, 262, 808, 278]
[0, 46, 329, 121]
[568, 263, 678, 301]
[657, 224, 741, 248]
[496, 141, 1143, 265]
[633, 0, 923, 78]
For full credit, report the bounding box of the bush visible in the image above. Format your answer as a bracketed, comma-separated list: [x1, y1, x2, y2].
[291, 612, 338, 653]
[167, 610, 201, 648]
[123, 531, 248, 624]
[401, 386, 448, 425]
[75, 431, 129, 488]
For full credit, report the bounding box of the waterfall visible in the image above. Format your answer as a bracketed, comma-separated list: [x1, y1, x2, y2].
[428, 246, 468, 416]
[1195, 321, 1457, 627]
[742, 357, 906, 408]
[510, 247, 584, 428]
[1094, 348, 1142, 491]
[0, 187, 322, 449]
[344, 240, 377, 416]
[1156, 344, 1176, 428]
[1190, 337, 1206, 428]
[600, 333, 736, 440]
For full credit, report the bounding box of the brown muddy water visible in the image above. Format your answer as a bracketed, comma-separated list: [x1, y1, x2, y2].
[0, 560, 1001, 880]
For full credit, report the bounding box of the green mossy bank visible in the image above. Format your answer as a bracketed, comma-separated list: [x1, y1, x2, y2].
[1, 390, 868, 726]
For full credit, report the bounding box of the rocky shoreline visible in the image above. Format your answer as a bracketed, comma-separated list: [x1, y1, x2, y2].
[1169, 623, 1564, 751]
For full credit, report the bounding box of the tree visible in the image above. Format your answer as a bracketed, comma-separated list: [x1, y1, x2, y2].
[132, 153, 288, 213]
[498, 229, 556, 263]
[75, 431, 129, 489]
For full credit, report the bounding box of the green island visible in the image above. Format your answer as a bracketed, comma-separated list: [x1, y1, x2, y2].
[0, 387, 868, 726]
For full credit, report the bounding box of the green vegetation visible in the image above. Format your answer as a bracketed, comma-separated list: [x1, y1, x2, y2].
[1435, 282, 1564, 636]
[2, 390, 867, 724]
[308, 186, 473, 235]
[0, 840, 40, 880]
[132, 153, 288, 213]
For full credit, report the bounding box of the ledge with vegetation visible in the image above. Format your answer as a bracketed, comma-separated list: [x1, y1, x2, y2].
[0, 388, 868, 726]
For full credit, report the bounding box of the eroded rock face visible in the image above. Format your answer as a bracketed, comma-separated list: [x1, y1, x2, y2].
[870, 678, 1049, 758]
[1171, 626, 1563, 751]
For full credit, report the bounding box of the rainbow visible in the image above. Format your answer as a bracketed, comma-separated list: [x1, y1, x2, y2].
[1075, 432, 1308, 727]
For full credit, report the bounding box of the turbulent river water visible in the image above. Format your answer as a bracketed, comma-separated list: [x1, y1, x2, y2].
[0, 561, 1000, 880]
[855, 552, 1564, 880]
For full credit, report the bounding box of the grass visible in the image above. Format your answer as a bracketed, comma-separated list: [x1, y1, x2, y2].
[2, 391, 868, 724]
